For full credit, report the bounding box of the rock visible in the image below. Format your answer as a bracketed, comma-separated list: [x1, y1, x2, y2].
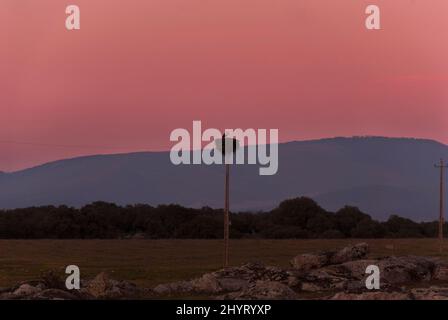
[36, 283, 47, 291]
[153, 281, 193, 295]
[107, 279, 140, 299]
[216, 277, 249, 293]
[87, 272, 110, 298]
[192, 273, 222, 293]
[152, 285, 170, 295]
[330, 291, 410, 300]
[32, 289, 78, 300]
[411, 287, 448, 300]
[13, 284, 41, 297]
[345, 280, 369, 292]
[86, 273, 140, 299]
[0, 272, 139, 300]
[291, 243, 369, 271]
[300, 265, 350, 292]
[291, 254, 327, 272]
[221, 281, 298, 300]
[287, 276, 301, 288]
[300, 282, 322, 292]
[336, 256, 437, 287]
[340, 259, 379, 279]
[329, 243, 369, 265]
[298, 254, 440, 294]
[378, 256, 436, 284]
[433, 264, 448, 281]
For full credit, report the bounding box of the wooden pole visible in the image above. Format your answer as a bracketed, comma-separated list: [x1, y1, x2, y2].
[435, 159, 447, 253]
[439, 160, 445, 252]
[217, 135, 238, 268]
[224, 163, 230, 267]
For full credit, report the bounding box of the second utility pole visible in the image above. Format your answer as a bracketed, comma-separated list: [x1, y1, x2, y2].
[435, 159, 447, 252]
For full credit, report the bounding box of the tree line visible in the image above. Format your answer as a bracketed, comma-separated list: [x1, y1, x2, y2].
[0, 197, 445, 239]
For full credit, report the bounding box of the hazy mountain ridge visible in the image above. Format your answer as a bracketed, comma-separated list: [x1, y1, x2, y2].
[0, 136, 447, 221]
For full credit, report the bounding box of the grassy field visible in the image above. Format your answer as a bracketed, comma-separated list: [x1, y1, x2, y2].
[0, 239, 447, 288]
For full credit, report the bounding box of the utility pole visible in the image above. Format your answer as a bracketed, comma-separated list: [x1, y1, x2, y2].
[224, 162, 230, 268]
[435, 159, 447, 252]
[216, 134, 239, 268]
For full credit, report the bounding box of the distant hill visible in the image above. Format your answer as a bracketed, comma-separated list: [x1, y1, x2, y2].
[0, 137, 447, 221]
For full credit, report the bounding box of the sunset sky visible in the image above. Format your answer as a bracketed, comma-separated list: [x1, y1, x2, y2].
[1, 0, 448, 171]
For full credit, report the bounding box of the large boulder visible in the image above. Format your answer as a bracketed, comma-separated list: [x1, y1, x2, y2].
[311, 255, 438, 291]
[303, 255, 443, 295]
[291, 243, 369, 271]
[377, 256, 436, 284]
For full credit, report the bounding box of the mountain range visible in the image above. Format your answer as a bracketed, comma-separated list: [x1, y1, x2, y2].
[0, 136, 447, 221]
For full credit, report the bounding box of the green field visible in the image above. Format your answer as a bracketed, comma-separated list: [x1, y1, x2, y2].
[0, 239, 447, 288]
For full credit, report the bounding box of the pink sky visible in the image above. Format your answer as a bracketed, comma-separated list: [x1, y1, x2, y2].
[1, 0, 448, 172]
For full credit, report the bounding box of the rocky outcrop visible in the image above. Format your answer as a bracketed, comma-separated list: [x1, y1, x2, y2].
[153, 243, 448, 300]
[0, 272, 140, 300]
[295, 254, 447, 293]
